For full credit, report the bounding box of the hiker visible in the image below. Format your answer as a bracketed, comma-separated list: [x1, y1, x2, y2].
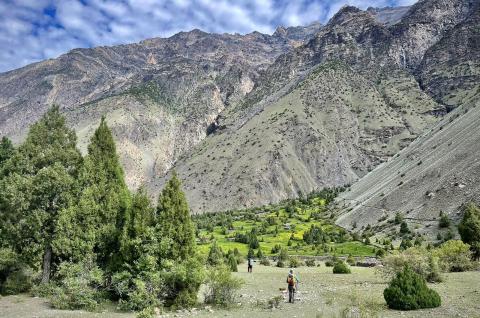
[286, 269, 300, 303]
[247, 257, 253, 273]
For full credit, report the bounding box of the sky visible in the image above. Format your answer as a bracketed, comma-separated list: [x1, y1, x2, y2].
[0, 0, 417, 73]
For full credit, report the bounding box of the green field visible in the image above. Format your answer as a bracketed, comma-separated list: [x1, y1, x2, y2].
[193, 190, 378, 258]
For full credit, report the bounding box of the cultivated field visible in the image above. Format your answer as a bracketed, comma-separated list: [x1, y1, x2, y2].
[2, 263, 479, 318]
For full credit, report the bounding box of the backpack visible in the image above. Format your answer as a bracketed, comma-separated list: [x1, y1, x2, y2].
[287, 276, 295, 286]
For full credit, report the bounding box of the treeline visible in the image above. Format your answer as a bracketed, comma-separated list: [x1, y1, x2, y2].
[0, 107, 208, 313]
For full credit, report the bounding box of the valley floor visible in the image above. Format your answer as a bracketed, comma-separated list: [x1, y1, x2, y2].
[1, 264, 479, 318]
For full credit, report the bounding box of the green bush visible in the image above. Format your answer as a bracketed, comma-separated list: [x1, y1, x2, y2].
[346, 255, 356, 266]
[161, 257, 205, 309]
[332, 261, 351, 274]
[325, 260, 334, 267]
[0, 248, 32, 295]
[384, 266, 441, 310]
[381, 247, 442, 283]
[227, 253, 238, 272]
[204, 265, 243, 307]
[49, 262, 105, 311]
[259, 257, 270, 266]
[305, 259, 316, 267]
[276, 260, 285, 268]
[2, 269, 33, 295]
[433, 240, 473, 272]
[288, 257, 303, 268]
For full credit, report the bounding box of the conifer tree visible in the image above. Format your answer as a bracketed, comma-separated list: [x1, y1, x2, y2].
[0, 106, 82, 283]
[155, 172, 195, 261]
[207, 241, 224, 266]
[79, 116, 131, 270]
[119, 187, 155, 269]
[0, 136, 14, 167]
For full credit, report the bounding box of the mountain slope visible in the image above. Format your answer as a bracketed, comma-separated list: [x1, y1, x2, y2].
[0, 27, 321, 188]
[337, 3, 480, 233]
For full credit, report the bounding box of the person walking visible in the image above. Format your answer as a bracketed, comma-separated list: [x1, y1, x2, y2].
[286, 269, 299, 303]
[247, 257, 253, 273]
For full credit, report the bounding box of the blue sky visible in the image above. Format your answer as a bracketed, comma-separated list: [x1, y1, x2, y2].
[0, 0, 416, 73]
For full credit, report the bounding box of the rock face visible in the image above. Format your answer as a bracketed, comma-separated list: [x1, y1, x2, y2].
[337, 1, 480, 233]
[0, 0, 478, 216]
[0, 27, 321, 188]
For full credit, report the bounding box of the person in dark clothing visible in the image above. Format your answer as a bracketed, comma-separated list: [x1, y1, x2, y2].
[286, 269, 299, 303]
[247, 257, 253, 273]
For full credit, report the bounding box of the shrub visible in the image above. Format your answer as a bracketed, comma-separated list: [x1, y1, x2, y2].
[288, 257, 303, 268]
[384, 266, 441, 310]
[161, 257, 205, 309]
[376, 248, 386, 258]
[438, 212, 451, 228]
[204, 265, 243, 307]
[458, 203, 480, 260]
[137, 307, 155, 318]
[433, 240, 472, 272]
[207, 241, 224, 266]
[0, 248, 32, 295]
[380, 247, 442, 283]
[278, 248, 289, 262]
[346, 255, 356, 266]
[49, 262, 105, 311]
[2, 268, 33, 295]
[305, 259, 316, 267]
[267, 295, 283, 309]
[276, 260, 285, 268]
[227, 253, 238, 272]
[259, 257, 270, 266]
[333, 261, 351, 274]
[325, 260, 334, 267]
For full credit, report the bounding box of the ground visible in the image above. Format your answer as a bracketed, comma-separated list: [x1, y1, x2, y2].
[1, 263, 479, 318]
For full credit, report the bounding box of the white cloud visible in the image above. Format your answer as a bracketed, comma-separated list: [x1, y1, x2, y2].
[0, 0, 418, 72]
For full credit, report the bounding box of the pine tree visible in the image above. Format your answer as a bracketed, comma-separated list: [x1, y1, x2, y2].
[156, 172, 195, 261]
[207, 241, 224, 266]
[79, 117, 131, 270]
[227, 253, 238, 272]
[0, 136, 14, 167]
[118, 187, 156, 271]
[0, 106, 82, 283]
[458, 203, 480, 260]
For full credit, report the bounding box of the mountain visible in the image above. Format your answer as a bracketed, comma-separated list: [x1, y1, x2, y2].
[166, 0, 478, 213]
[0, 0, 478, 216]
[0, 26, 321, 189]
[336, 2, 480, 235]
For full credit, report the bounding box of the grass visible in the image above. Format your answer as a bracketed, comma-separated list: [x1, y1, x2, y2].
[2, 264, 479, 318]
[193, 190, 378, 258]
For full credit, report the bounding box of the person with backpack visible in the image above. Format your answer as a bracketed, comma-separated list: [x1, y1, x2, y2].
[247, 257, 253, 273]
[286, 269, 299, 303]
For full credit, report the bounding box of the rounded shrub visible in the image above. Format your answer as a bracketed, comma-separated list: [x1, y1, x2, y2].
[384, 266, 441, 310]
[305, 259, 316, 267]
[332, 261, 351, 274]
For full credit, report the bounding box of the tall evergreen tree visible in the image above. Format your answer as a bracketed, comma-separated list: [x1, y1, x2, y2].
[79, 116, 131, 270]
[119, 187, 155, 270]
[0, 106, 82, 283]
[155, 172, 195, 261]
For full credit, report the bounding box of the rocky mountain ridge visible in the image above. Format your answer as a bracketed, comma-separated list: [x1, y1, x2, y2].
[0, 0, 478, 218]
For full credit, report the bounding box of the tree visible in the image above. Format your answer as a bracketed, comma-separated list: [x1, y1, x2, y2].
[0, 136, 14, 167]
[207, 241, 224, 266]
[438, 211, 451, 228]
[79, 116, 130, 270]
[155, 172, 196, 262]
[0, 106, 82, 283]
[118, 187, 156, 271]
[458, 203, 480, 260]
[227, 253, 238, 272]
[400, 221, 410, 235]
[384, 266, 441, 310]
